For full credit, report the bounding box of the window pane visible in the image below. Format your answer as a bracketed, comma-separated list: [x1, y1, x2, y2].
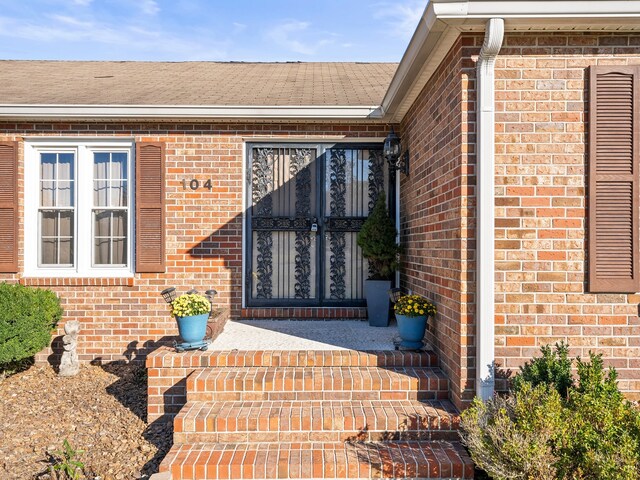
[93, 210, 127, 265]
[57, 181, 74, 207]
[41, 238, 57, 265]
[57, 154, 74, 180]
[59, 239, 73, 265]
[40, 154, 56, 180]
[59, 211, 73, 236]
[94, 180, 108, 206]
[110, 181, 127, 207]
[40, 210, 74, 266]
[94, 238, 110, 265]
[94, 210, 111, 236]
[40, 181, 55, 207]
[112, 238, 126, 264]
[94, 153, 109, 179]
[111, 153, 127, 180]
[112, 211, 127, 237]
[41, 210, 57, 237]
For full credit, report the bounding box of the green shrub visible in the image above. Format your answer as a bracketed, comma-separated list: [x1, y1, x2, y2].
[0, 282, 62, 369]
[460, 382, 564, 480]
[556, 354, 640, 480]
[462, 345, 640, 480]
[356, 196, 400, 280]
[512, 341, 573, 398]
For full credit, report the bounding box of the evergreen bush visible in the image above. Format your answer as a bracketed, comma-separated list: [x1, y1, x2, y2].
[555, 354, 640, 480]
[512, 341, 573, 398]
[0, 283, 62, 371]
[461, 345, 640, 480]
[460, 382, 563, 480]
[356, 196, 400, 280]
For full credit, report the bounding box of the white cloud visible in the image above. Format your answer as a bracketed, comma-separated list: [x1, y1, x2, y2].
[50, 14, 93, 28]
[71, 0, 93, 5]
[265, 20, 332, 56]
[139, 0, 160, 15]
[232, 22, 246, 33]
[372, 1, 425, 39]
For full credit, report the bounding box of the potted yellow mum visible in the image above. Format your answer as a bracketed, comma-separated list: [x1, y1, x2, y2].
[170, 293, 211, 346]
[394, 294, 436, 349]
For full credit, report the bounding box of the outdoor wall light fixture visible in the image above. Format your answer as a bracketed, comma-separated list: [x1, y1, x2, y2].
[383, 127, 409, 175]
[160, 287, 178, 303]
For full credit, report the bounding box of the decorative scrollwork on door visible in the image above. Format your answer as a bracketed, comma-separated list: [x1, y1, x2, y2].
[255, 231, 273, 299]
[328, 149, 347, 300]
[368, 149, 385, 211]
[291, 148, 313, 299]
[253, 148, 274, 299]
[253, 148, 273, 216]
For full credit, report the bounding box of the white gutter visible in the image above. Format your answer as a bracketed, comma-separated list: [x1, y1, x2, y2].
[0, 104, 383, 120]
[437, 1, 640, 19]
[476, 17, 503, 402]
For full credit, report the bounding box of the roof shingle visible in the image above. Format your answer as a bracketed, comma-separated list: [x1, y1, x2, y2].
[0, 61, 397, 107]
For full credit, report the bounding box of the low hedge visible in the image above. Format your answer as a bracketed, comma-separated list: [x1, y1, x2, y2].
[0, 282, 62, 370]
[461, 343, 640, 480]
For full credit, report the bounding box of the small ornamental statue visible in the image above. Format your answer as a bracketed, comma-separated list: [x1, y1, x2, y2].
[59, 320, 80, 377]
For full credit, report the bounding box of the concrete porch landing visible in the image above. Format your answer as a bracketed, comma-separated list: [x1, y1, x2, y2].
[209, 319, 402, 351]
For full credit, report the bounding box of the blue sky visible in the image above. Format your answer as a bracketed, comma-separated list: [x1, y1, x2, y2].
[0, 0, 426, 62]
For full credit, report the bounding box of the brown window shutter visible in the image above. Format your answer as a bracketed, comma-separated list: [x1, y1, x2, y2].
[0, 142, 18, 273]
[589, 66, 640, 292]
[135, 142, 165, 273]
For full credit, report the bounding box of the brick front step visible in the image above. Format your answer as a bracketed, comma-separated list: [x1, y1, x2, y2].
[160, 441, 474, 479]
[187, 367, 449, 402]
[147, 347, 438, 369]
[174, 399, 460, 444]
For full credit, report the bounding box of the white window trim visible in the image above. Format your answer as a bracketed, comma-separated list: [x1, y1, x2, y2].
[24, 138, 135, 278]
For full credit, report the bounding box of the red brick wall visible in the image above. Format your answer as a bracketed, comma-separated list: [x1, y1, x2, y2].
[492, 32, 640, 399]
[401, 32, 640, 407]
[0, 122, 385, 363]
[400, 37, 477, 410]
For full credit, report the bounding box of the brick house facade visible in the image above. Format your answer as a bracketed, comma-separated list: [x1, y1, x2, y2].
[398, 30, 640, 409]
[0, 122, 388, 362]
[2, 1, 640, 412]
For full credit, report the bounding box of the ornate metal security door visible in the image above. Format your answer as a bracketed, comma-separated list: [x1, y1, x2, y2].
[246, 144, 385, 307]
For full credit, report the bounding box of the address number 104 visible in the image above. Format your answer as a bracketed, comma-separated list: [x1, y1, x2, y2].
[181, 179, 213, 190]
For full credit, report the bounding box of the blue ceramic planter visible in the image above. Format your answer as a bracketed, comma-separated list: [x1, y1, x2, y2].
[175, 313, 209, 344]
[396, 314, 428, 349]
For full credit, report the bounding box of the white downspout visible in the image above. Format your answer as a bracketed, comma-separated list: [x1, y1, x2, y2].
[476, 17, 504, 401]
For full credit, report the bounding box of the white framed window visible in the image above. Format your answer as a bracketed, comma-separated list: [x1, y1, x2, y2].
[24, 139, 135, 277]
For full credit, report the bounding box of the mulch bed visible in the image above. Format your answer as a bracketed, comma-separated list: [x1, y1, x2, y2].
[0, 363, 172, 479]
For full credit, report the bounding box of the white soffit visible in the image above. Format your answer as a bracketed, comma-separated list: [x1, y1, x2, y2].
[382, 0, 640, 122]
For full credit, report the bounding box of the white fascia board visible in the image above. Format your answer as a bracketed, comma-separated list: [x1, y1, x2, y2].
[380, 2, 444, 118]
[0, 104, 383, 120]
[438, 1, 640, 19]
